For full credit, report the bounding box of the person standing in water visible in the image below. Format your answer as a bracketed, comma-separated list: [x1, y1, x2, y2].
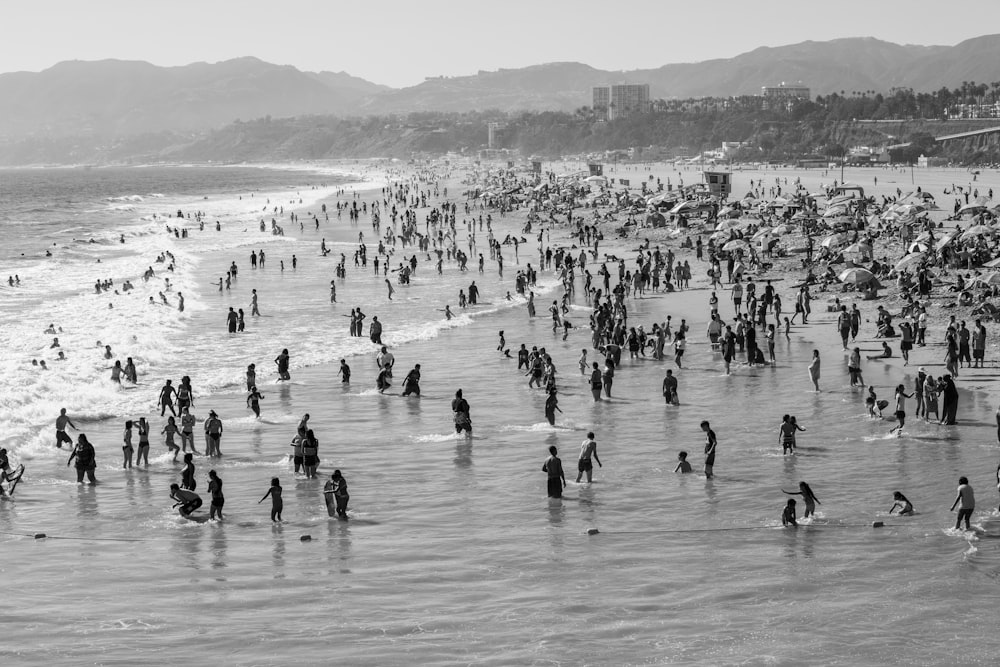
[807, 349, 821, 392]
[701, 421, 717, 479]
[576, 432, 602, 483]
[782, 482, 821, 518]
[889, 384, 913, 435]
[544, 386, 562, 425]
[259, 477, 283, 522]
[246, 387, 264, 418]
[274, 348, 291, 381]
[55, 408, 77, 448]
[950, 476, 975, 530]
[542, 445, 566, 498]
[136, 417, 151, 466]
[452, 389, 472, 435]
[330, 470, 349, 519]
[67, 434, 97, 484]
[207, 470, 224, 521]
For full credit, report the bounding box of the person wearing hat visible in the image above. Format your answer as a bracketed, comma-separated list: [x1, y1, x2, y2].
[914, 368, 927, 419]
[204, 410, 223, 457]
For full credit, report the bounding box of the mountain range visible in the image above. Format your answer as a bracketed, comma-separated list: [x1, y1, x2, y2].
[1, 35, 999, 145]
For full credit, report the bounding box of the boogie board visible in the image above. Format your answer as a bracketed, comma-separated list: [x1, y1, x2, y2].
[7, 464, 25, 497]
[323, 487, 336, 517]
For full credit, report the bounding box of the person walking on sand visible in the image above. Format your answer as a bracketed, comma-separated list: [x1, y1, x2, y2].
[542, 445, 566, 498]
[807, 349, 821, 392]
[950, 476, 975, 531]
[576, 432, 602, 483]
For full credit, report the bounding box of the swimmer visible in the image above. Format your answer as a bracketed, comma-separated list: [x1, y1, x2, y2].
[673, 450, 692, 473]
[889, 491, 914, 515]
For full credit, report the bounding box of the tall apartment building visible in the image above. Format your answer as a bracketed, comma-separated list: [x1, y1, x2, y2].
[593, 84, 650, 121]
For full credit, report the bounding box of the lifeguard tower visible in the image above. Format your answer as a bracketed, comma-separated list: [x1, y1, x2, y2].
[703, 170, 732, 198]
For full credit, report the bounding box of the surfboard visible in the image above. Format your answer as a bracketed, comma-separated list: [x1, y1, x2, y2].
[7, 464, 25, 496]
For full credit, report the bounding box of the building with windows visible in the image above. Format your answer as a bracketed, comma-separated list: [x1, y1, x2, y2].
[593, 84, 650, 121]
[761, 83, 810, 110]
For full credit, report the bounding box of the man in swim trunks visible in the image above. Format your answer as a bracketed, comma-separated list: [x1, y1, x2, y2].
[55, 408, 76, 448]
[576, 432, 602, 483]
[158, 380, 177, 417]
[170, 483, 203, 517]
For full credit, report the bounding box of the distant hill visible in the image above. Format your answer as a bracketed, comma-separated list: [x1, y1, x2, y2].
[2, 35, 1000, 164]
[372, 37, 989, 112]
[0, 57, 384, 139]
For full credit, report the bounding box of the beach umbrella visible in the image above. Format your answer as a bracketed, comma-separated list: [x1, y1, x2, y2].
[709, 230, 730, 242]
[843, 242, 871, 255]
[823, 204, 848, 218]
[838, 267, 876, 285]
[820, 233, 847, 248]
[751, 228, 772, 241]
[715, 218, 742, 231]
[908, 241, 929, 253]
[975, 272, 1000, 286]
[958, 203, 987, 216]
[770, 224, 791, 236]
[722, 239, 749, 251]
[961, 225, 994, 240]
[894, 253, 925, 272]
[936, 231, 958, 250]
[983, 257, 1000, 268]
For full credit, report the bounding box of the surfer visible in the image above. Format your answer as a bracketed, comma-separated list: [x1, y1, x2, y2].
[170, 484, 202, 518]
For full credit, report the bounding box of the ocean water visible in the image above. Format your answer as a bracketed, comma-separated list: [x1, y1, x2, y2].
[3, 162, 1000, 665]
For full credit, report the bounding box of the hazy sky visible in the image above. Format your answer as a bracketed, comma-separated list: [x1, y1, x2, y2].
[4, 0, 998, 87]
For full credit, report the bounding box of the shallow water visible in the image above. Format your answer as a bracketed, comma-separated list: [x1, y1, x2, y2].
[3, 163, 1000, 665]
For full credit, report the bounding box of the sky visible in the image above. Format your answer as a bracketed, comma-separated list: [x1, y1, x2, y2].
[3, 0, 999, 88]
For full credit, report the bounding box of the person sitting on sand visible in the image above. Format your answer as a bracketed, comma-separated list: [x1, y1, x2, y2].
[867, 341, 893, 360]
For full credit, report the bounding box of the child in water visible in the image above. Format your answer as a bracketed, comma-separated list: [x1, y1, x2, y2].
[259, 477, 283, 522]
[783, 482, 821, 518]
[782, 499, 798, 526]
[889, 491, 914, 515]
[162, 416, 180, 462]
[673, 450, 692, 473]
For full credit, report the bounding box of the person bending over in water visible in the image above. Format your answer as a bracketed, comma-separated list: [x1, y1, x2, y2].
[170, 483, 202, 517]
[782, 499, 798, 526]
[889, 491, 914, 515]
